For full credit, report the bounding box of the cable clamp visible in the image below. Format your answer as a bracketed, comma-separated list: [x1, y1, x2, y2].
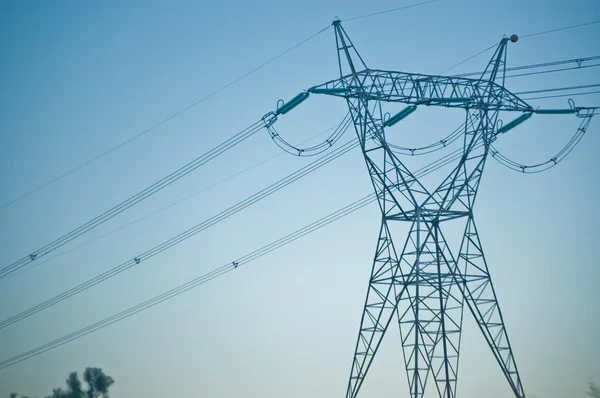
[262, 111, 277, 128]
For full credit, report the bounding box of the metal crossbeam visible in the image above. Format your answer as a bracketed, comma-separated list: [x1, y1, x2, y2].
[309, 70, 532, 111]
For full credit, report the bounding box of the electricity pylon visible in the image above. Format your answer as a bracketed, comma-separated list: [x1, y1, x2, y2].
[267, 19, 595, 398]
[310, 21, 530, 398]
[323, 22, 527, 398]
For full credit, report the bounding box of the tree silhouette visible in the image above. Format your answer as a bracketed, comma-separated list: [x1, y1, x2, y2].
[48, 388, 66, 398]
[8, 368, 113, 398]
[66, 372, 84, 398]
[83, 368, 114, 398]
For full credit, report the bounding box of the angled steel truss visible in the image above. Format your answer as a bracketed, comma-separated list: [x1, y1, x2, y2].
[308, 21, 533, 398]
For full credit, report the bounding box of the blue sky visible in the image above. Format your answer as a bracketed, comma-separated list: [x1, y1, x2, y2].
[0, 0, 599, 397]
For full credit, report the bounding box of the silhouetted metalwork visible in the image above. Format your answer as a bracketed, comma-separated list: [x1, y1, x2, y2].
[269, 20, 596, 398]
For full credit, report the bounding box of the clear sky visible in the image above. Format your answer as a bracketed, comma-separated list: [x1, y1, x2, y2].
[0, 0, 599, 397]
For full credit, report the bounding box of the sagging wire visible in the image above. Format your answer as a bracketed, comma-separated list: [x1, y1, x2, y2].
[491, 100, 596, 173]
[263, 109, 353, 157]
[387, 120, 470, 156]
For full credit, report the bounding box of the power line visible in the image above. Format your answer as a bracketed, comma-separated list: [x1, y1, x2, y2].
[0, 125, 355, 330]
[0, 25, 331, 210]
[522, 90, 600, 101]
[441, 21, 600, 75]
[0, 136, 475, 370]
[439, 43, 498, 75]
[0, 120, 268, 280]
[520, 20, 600, 38]
[5, 125, 340, 280]
[344, 0, 440, 22]
[451, 56, 600, 78]
[514, 83, 600, 96]
[0, 195, 373, 370]
[502, 63, 600, 79]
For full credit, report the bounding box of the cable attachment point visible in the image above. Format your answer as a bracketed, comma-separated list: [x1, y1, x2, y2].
[262, 111, 277, 128]
[570, 98, 598, 118]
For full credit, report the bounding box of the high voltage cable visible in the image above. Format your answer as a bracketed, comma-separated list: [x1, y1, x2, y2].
[0, 120, 267, 280]
[0, 195, 375, 370]
[5, 125, 341, 280]
[343, 0, 439, 21]
[502, 63, 600, 79]
[389, 120, 469, 156]
[0, 25, 331, 210]
[439, 43, 498, 75]
[0, 131, 357, 330]
[520, 20, 600, 38]
[451, 56, 600, 78]
[514, 83, 600, 96]
[521, 90, 600, 101]
[441, 21, 600, 75]
[0, 139, 476, 370]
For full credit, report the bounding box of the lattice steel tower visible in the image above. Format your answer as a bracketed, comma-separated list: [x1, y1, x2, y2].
[266, 20, 595, 398]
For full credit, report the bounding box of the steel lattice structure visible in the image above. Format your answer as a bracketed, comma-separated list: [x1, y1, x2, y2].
[265, 20, 596, 398]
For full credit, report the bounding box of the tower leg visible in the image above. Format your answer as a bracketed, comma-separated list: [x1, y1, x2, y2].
[346, 220, 421, 398]
[450, 217, 525, 397]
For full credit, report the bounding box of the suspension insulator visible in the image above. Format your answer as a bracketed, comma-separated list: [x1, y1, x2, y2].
[383, 106, 417, 127]
[535, 109, 577, 114]
[497, 113, 532, 134]
[276, 92, 310, 115]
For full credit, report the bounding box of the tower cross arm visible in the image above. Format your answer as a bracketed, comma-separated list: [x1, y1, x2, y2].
[308, 69, 533, 112]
